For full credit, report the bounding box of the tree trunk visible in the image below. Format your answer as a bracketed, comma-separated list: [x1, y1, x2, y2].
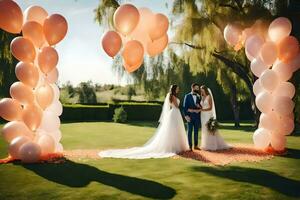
[229, 83, 240, 127]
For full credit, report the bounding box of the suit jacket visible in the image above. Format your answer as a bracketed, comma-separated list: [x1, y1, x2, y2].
[183, 93, 201, 120]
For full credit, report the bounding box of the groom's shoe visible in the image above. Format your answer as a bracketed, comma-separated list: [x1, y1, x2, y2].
[194, 146, 200, 150]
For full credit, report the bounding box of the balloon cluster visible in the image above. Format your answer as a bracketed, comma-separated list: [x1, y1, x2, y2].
[0, 0, 67, 163]
[224, 17, 299, 151]
[101, 4, 169, 73]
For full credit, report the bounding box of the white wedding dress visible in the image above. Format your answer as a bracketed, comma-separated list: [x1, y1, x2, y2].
[200, 89, 231, 151]
[98, 94, 189, 159]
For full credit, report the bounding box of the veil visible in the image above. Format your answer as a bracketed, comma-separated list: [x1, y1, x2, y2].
[158, 93, 171, 123]
[208, 88, 217, 119]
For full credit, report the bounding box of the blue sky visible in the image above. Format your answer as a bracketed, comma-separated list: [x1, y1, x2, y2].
[16, 0, 173, 86]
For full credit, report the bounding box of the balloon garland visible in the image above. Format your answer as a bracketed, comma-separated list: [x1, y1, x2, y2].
[0, 0, 67, 163]
[224, 17, 299, 151]
[101, 4, 169, 73]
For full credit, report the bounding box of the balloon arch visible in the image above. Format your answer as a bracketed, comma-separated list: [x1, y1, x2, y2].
[0, 1, 298, 163]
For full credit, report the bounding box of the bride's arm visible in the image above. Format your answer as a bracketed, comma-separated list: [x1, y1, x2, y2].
[201, 96, 212, 111]
[172, 95, 179, 108]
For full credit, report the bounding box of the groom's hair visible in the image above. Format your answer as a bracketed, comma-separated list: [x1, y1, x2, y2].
[191, 83, 199, 89]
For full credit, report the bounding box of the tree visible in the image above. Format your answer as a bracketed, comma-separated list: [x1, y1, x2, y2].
[78, 81, 97, 104]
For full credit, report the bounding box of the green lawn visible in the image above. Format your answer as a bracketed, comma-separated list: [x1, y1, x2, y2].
[0, 122, 299, 200]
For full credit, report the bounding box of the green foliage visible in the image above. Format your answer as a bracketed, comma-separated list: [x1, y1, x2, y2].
[126, 86, 136, 101]
[113, 106, 127, 123]
[78, 81, 97, 104]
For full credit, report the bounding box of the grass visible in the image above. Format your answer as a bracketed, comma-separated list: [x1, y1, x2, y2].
[0, 121, 299, 200]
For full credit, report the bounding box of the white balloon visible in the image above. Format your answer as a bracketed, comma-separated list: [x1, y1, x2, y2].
[253, 128, 271, 149]
[251, 57, 269, 77]
[46, 100, 63, 116]
[39, 111, 60, 132]
[50, 84, 60, 101]
[46, 68, 59, 84]
[55, 142, 64, 152]
[253, 79, 264, 96]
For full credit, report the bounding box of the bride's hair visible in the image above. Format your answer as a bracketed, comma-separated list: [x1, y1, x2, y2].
[169, 84, 178, 103]
[200, 85, 210, 96]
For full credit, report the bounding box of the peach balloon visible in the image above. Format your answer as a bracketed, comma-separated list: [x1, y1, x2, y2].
[39, 111, 60, 132]
[49, 130, 62, 143]
[22, 21, 45, 48]
[10, 82, 34, 105]
[38, 46, 58, 74]
[224, 24, 242, 46]
[122, 40, 144, 67]
[35, 83, 54, 110]
[147, 34, 168, 57]
[273, 82, 295, 98]
[0, 98, 22, 121]
[15, 62, 39, 88]
[102, 31, 122, 57]
[22, 104, 43, 131]
[10, 37, 36, 62]
[8, 136, 30, 159]
[46, 100, 63, 116]
[253, 128, 271, 149]
[245, 35, 264, 61]
[24, 5, 48, 25]
[43, 14, 68, 45]
[278, 36, 299, 63]
[56, 142, 64, 152]
[253, 79, 263, 96]
[259, 69, 279, 92]
[148, 13, 169, 41]
[123, 58, 143, 73]
[37, 134, 55, 156]
[51, 84, 60, 101]
[19, 141, 41, 163]
[113, 4, 140, 36]
[272, 60, 293, 81]
[259, 112, 278, 131]
[260, 42, 277, 66]
[268, 17, 292, 43]
[270, 134, 286, 151]
[250, 57, 269, 77]
[277, 115, 294, 135]
[241, 27, 255, 45]
[0, 0, 23, 33]
[2, 121, 34, 143]
[272, 96, 294, 116]
[46, 68, 59, 84]
[255, 91, 273, 113]
[289, 53, 300, 72]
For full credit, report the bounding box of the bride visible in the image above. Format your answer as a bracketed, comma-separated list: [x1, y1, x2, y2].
[98, 84, 189, 159]
[189, 85, 230, 151]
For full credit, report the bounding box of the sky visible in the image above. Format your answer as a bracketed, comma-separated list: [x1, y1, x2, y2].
[15, 0, 173, 86]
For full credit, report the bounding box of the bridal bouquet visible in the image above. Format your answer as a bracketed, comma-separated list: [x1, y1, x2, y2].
[206, 117, 219, 135]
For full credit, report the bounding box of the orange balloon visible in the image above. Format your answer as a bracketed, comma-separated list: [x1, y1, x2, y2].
[259, 42, 277, 66]
[38, 46, 59, 74]
[0, 98, 22, 121]
[10, 82, 34, 105]
[24, 5, 48, 25]
[2, 121, 34, 143]
[35, 83, 54, 110]
[10, 37, 36, 62]
[147, 34, 168, 57]
[148, 13, 169, 41]
[15, 62, 39, 88]
[43, 14, 68, 45]
[278, 36, 299, 63]
[122, 40, 144, 67]
[113, 4, 140, 36]
[123, 58, 143, 73]
[102, 31, 122, 57]
[22, 103, 43, 131]
[0, 0, 23, 33]
[22, 21, 45, 48]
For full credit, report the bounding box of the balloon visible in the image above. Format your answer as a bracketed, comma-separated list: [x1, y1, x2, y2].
[224, 24, 242, 46]
[0, 98, 22, 121]
[277, 115, 294, 135]
[50, 130, 62, 143]
[24, 5, 48, 25]
[259, 112, 278, 131]
[101, 31, 122, 57]
[22, 21, 45, 48]
[260, 42, 277, 66]
[2, 121, 34, 143]
[289, 53, 300, 72]
[253, 128, 271, 149]
[268, 17, 292, 43]
[241, 27, 255, 45]
[122, 40, 144, 66]
[147, 34, 168, 57]
[272, 60, 293, 81]
[0, 0, 23, 33]
[270, 134, 286, 151]
[255, 91, 273, 113]
[35, 83, 54, 110]
[250, 57, 269, 77]
[10, 37, 36, 62]
[273, 82, 295, 98]
[278, 36, 299, 63]
[15, 62, 39, 88]
[8, 136, 30, 159]
[113, 4, 140, 36]
[43, 14, 68, 45]
[123, 58, 143, 73]
[37, 134, 55, 156]
[38, 46, 59, 74]
[22, 104, 43, 131]
[46, 100, 63, 116]
[10, 82, 34, 105]
[51, 84, 60, 101]
[253, 79, 264, 96]
[19, 142, 41, 163]
[46, 68, 59, 84]
[40, 111, 60, 132]
[55, 142, 63, 152]
[245, 35, 264, 61]
[148, 13, 169, 41]
[259, 69, 279, 92]
[272, 96, 295, 116]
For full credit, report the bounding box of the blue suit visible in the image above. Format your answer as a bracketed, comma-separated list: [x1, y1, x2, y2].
[183, 93, 201, 148]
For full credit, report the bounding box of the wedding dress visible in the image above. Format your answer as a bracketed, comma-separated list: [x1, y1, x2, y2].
[200, 89, 231, 151]
[98, 93, 189, 159]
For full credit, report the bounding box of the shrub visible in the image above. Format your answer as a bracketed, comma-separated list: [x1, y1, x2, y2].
[113, 107, 127, 123]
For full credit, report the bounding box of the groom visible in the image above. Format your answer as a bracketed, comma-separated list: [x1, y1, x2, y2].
[183, 83, 201, 151]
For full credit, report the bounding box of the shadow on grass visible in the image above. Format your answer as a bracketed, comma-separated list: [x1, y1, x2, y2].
[282, 148, 300, 159]
[192, 166, 300, 197]
[15, 160, 176, 199]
